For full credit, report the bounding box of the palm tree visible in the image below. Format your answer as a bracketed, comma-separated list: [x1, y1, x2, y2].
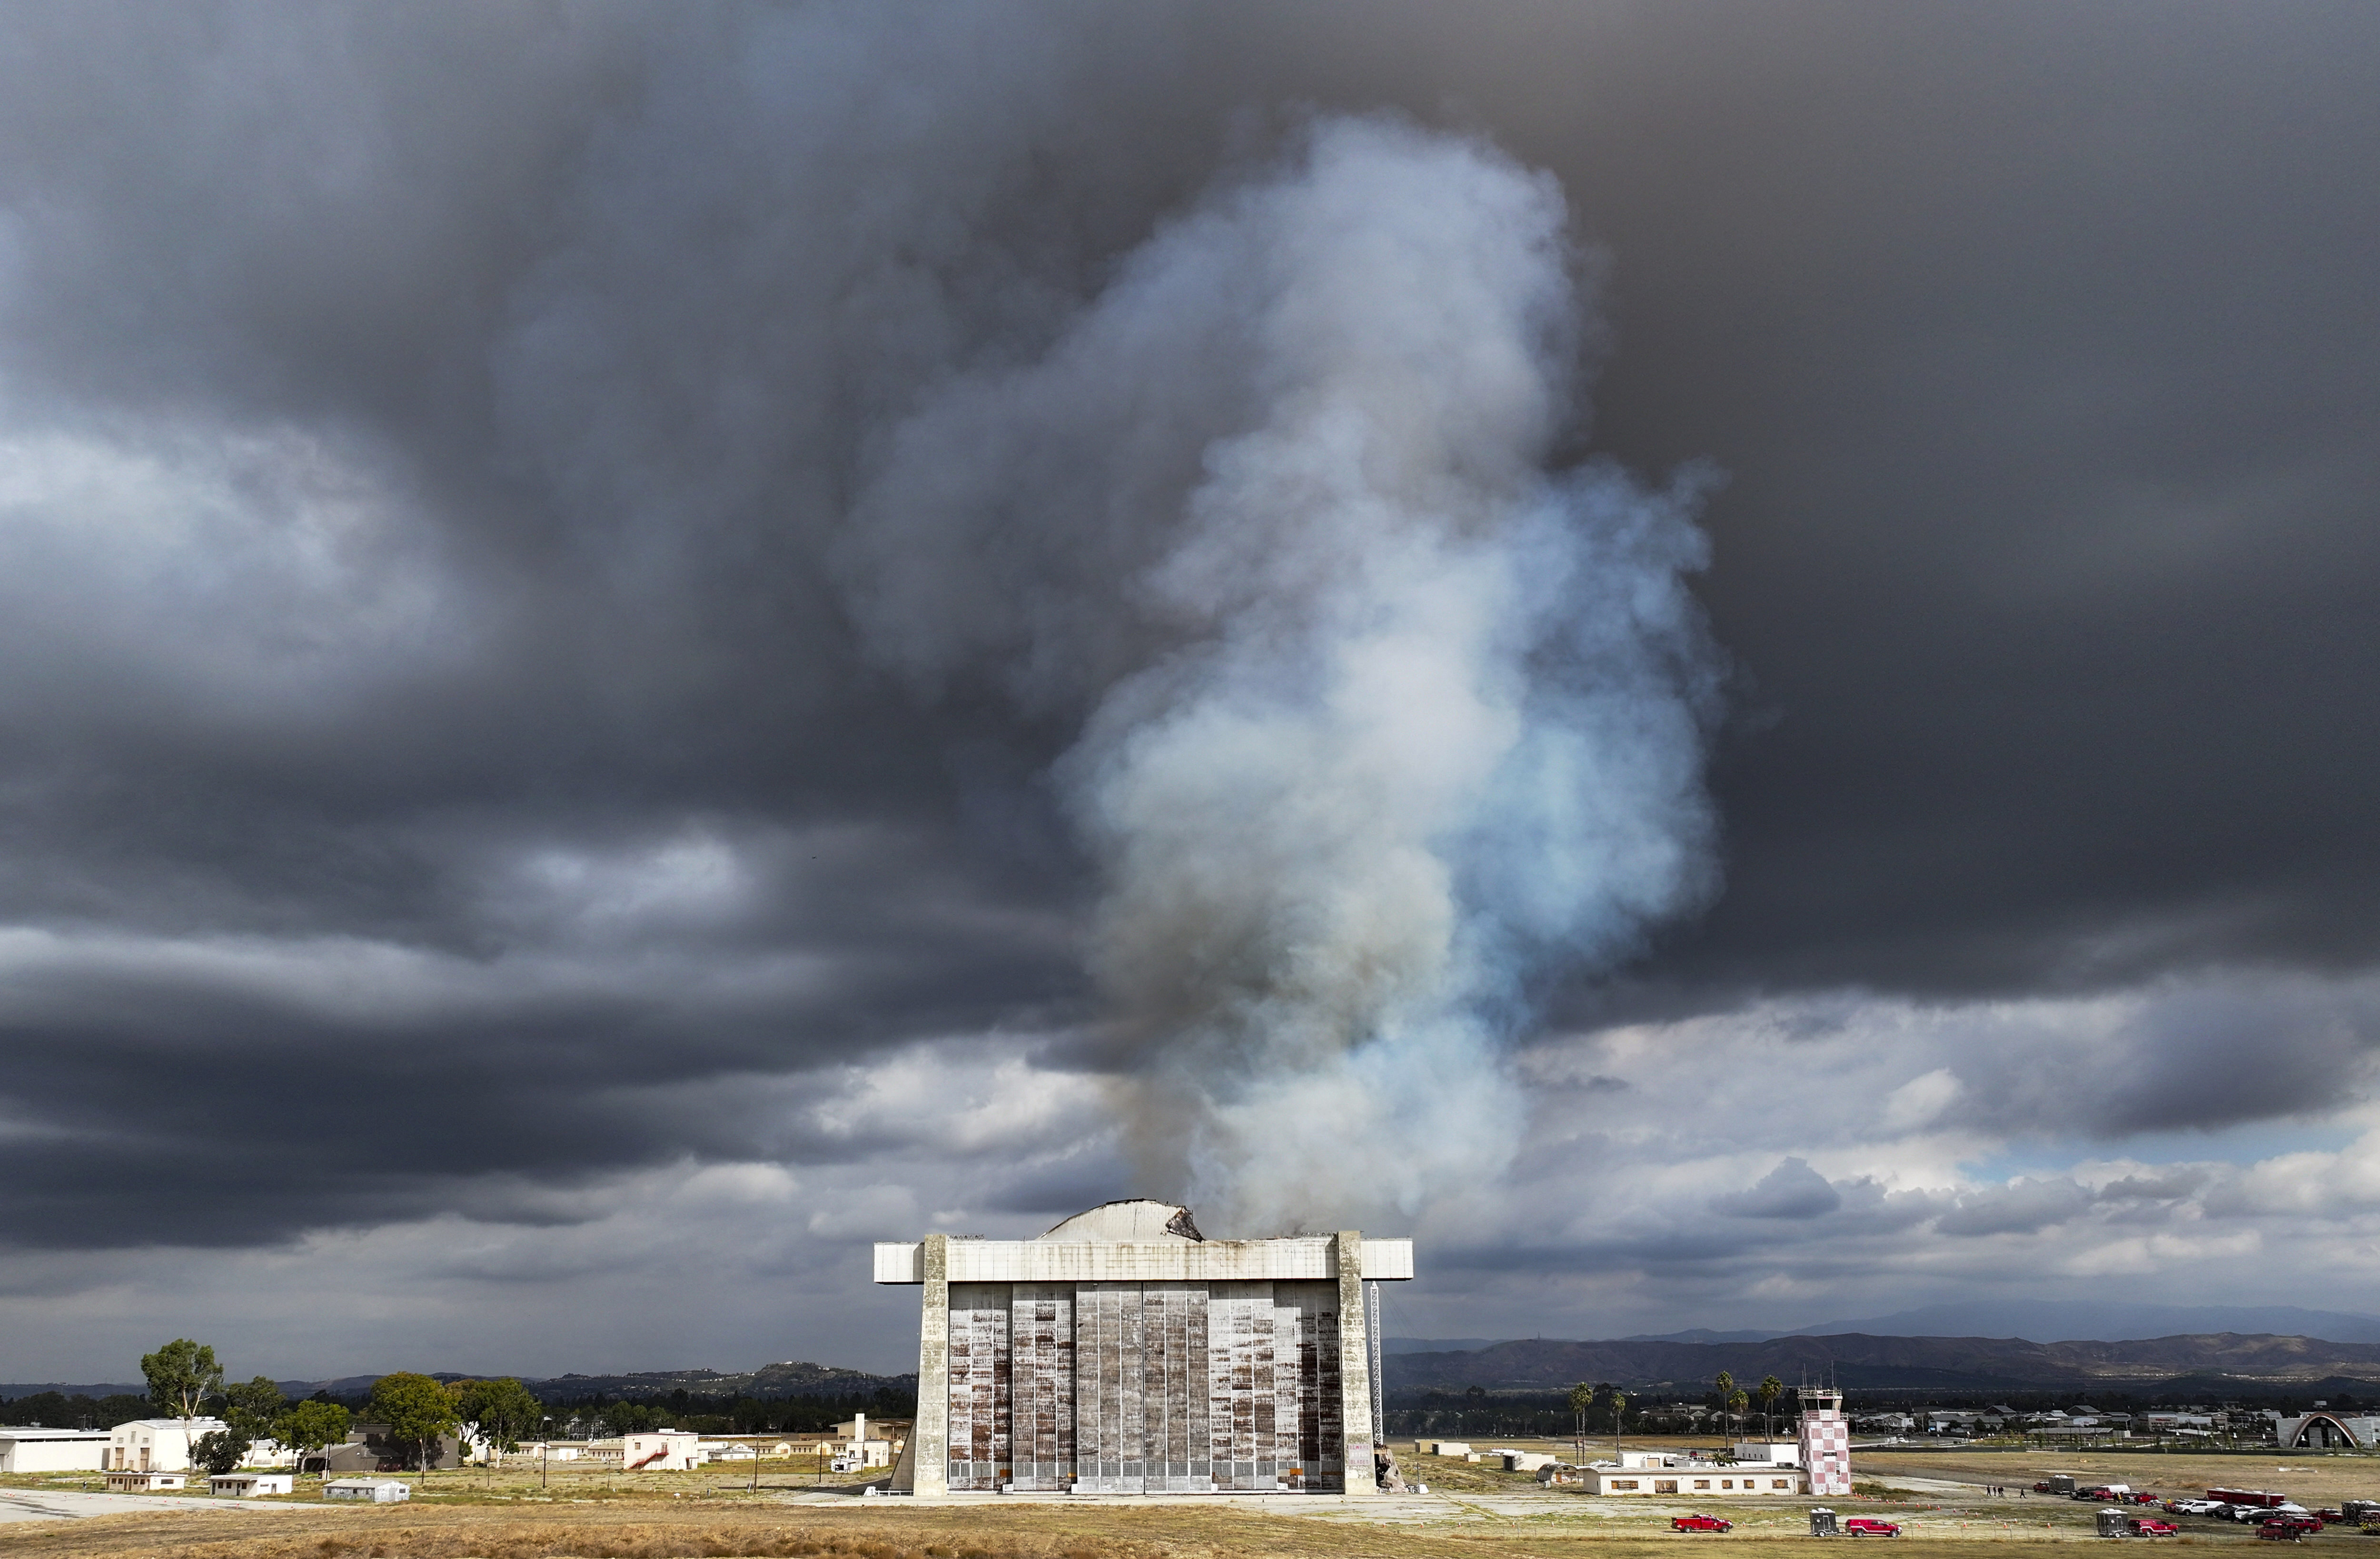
[1714, 1372, 1735, 1441]
[1610, 1390, 1629, 1458]
[1729, 1390, 1750, 1445]
[1759, 1376, 1784, 1439]
[1568, 1383, 1596, 1464]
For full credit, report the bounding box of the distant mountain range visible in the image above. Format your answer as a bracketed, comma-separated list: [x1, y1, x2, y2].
[1391, 1302, 2380, 1356]
[1716, 1302, 2380, 1345]
[1388, 1331, 2380, 1394]
[0, 1359, 913, 1404]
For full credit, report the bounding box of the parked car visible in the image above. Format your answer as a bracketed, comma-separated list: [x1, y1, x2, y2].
[2266, 1515, 2323, 1535]
[2034, 1483, 2057, 1494]
[2256, 1523, 2302, 1542]
[1844, 1519, 1903, 1537]
[2132, 1494, 2162, 1506]
[2127, 1519, 2178, 1537]
[1672, 1514, 1733, 1532]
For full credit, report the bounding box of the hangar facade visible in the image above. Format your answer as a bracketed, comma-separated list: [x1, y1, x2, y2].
[875, 1200, 1412, 1497]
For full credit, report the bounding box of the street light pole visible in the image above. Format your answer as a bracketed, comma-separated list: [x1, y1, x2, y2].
[541, 1418, 551, 1490]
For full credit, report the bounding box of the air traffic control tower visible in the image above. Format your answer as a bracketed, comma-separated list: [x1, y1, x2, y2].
[874, 1200, 1414, 1497]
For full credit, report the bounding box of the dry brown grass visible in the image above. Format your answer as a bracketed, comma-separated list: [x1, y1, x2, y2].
[0, 1498, 2292, 1559]
[5, 1437, 2368, 1559]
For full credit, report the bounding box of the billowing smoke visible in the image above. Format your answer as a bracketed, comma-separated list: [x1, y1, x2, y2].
[843, 117, 1721, 1225]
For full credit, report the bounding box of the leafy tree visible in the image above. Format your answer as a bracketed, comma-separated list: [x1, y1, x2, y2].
[97, 1394, 152, 1427]
[602, 1399, 671, 1435]
[274, 1399, 352, 1477]
[192, 1428, 246, 1477]
[452, 1378, 544, 1458]
[1758, 1375, 1783, 1438]
[142, 1339, 224, 1423]
[224, 1376, 285, 1445]
[368, 1372, 459, 1471]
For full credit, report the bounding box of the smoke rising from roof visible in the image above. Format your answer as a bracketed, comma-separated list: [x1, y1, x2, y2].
[845, 118, 1721, 1224]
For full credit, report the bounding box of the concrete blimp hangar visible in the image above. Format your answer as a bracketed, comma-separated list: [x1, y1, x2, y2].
[875, 1200, 1413, 1496]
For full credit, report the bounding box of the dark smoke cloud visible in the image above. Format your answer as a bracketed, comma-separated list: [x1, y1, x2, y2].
[1, 1, 2378, 1373]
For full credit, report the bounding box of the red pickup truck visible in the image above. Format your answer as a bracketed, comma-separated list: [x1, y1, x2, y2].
[1672, 1515, 1732, 1533]
[1844, 1519, 1903, 1537]
[2127, 1519, 2178, 1537]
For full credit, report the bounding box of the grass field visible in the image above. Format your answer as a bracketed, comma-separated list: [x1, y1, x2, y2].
[0, 1440, 2370, 1559]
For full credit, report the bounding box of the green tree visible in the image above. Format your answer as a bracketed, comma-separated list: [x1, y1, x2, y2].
[223, 1376, 285, 1446]
[369, 1372, 459, 1472]
[1729, 1389, 1750, 1445]
[274, 1399, 352, 1479]
[1713, 1372, 1735, 1440]
[1758, 1375, 1783, 1439]
[141, 1339, 224, 1424]
[192, 1428, 246, 1476]
[1609, 1389, 1629, 1454]
[452, 1378, 543, 1461]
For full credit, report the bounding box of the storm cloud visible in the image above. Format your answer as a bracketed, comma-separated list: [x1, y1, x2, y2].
[2, 0, 2379, 1376]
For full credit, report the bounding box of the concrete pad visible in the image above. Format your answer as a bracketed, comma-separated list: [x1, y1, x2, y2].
[0, 1487, 310, 1523]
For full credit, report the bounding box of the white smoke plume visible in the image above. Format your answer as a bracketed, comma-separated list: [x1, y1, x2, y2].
[844, 117, 1720, 1226]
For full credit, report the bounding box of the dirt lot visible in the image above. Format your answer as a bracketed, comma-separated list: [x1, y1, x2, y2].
[0, 1442, 2370, 1559]
[1857, 1448, 2380, 1517]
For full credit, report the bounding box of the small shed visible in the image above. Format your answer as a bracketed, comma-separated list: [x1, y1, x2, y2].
[104, 1470, 184, 1491]
[1810, 1507, 1839, 1537]
[325, 1477, 411, 1503]
[2098, 1508, 2130, 1538]
[210, 1472, 293, 1497]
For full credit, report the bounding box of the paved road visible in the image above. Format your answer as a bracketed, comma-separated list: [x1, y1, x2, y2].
[0, 1487, 308, 1524]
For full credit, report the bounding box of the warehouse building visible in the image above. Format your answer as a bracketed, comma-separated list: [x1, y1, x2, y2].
[0, 1426, 110, 1473]
[875, 1200, 1411, 1497]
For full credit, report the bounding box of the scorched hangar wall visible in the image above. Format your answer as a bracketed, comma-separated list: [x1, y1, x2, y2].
[874, 1201, 1413, 1497]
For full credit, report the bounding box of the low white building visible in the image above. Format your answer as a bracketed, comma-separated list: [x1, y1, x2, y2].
[325, 1477, 411, 1502]
[516, 1441, 585, 1462]
[1581, 1453, 1807, 1497]
[609, 1430, 701, 1470]
[0, 1427, 111, 1473]
[210, 1472, 293, 1497]
[108, 1418, 227, 1473]
[104, 1470, 184, 1491]
[697, 1438, 798, 1462]
[830, 1414, 896, 1469]
[1732, 1440, 1801, 1465]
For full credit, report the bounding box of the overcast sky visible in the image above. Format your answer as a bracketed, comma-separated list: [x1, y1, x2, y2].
[4, 1, 2380, 1383]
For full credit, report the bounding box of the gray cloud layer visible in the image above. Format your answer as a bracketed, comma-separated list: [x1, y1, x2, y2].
[2, 1, 2379, 1373]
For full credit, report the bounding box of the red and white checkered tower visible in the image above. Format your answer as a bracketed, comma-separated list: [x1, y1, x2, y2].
[1797, 1387, 1851, 1496]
